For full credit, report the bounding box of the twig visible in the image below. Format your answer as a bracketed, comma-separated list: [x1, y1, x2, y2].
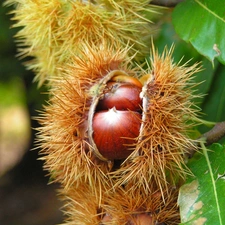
[201, 121, 225, 146]
[187, 121, 225, 158]
[151, 0, 184, 7]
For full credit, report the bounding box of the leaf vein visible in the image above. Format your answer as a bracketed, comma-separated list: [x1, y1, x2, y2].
[195, 0, 225, 23]
[201, 142, 222, 224]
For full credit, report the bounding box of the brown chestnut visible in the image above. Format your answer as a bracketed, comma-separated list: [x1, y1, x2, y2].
[97, 82, 142, 112]
[129, 213, 154, 225]
[92, 108, 141, 160]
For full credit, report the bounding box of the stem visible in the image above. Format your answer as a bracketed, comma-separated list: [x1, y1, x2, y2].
[201, 121, 225, 146]
[187, 121, 225, 158]
[151, 0, 184, 7]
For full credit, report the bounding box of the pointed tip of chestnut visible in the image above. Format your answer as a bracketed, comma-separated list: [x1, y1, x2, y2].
[92, 109, 141, 160]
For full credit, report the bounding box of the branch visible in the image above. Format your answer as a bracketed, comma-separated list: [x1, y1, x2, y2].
[187, 121, 225, 158]
[151, 0, 184, 7]
[201, 121, 225, 146]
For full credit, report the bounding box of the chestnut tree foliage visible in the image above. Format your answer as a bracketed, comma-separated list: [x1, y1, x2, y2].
[168, 0, 225, 224]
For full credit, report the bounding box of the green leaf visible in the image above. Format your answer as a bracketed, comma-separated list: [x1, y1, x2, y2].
[172, 0, 225, 65]
[154, 16, 218, 107]
[155, 20, 200, 62]
[199, 64, 225, 131]
[178, 144, 225, 224]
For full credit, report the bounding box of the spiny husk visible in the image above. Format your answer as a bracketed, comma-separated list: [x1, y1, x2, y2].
[59, 183, 103, 225]
[110, 46, 201, 194]
[36, 44, 137, 191]
[37, 44, 201, 196]
[5, 0, 159, 86]
[61, 184, 180, 225]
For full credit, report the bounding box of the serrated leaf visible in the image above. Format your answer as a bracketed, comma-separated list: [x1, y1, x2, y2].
[172, 0, 225, 65]
[178, 144, 225, 224]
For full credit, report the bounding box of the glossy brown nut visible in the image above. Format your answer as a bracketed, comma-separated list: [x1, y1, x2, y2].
[92, 108, 141, 160]
[97, 82, 142, 112]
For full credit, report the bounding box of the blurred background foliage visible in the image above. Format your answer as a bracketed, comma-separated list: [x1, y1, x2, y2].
[0, 4, 63, 225]
[0, 1, 224, 225]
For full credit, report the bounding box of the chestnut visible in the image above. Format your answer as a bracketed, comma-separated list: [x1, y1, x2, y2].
[101, 212, 154, 225]
[92, 108, 141, 160]
[129, 213, 154, 225]
[97, 82, 142, 112]
[88, 72, 143, 161]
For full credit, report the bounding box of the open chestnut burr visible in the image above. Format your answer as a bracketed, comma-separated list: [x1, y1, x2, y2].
[88, 71, 144, 161]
